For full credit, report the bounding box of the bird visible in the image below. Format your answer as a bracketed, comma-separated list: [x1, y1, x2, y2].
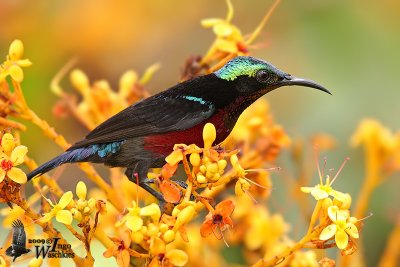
[6, 219, 31, 262]
[27, 56, 330, 201]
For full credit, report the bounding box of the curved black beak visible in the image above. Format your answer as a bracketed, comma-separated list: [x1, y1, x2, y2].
[280, 75, 332, 95]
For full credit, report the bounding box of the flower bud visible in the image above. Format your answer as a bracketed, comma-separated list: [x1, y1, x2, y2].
[203, 123, 216, 149]
[196, 174, 207, 184]
[218, 159, 227, 170]
[189, 153, 201, 167]
[9, 39, 24, 60]
[76, 181, 87, 200]
[159, 223, 169, 233]
[70, 69, 89, 92]
[173, 206, 195, 231]
[131, 231, 144, 243]
[163, 229, 175, 243]
[207, 163, 218, 174]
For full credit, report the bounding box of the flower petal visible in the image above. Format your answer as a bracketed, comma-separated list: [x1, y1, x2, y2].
[140, 203, 161, 222]
[1, 133, 15, 154]
[201, 18, 224, 28]
[16, 59, 32, 67]
[215, 199, 235, 217]
[9, 65, 24, 82]
[117, 249, 130, 267]
[345, 223, 359, 239]
[200, 219, 215, 237]
[7, 167, 27, 184]
[103, 246, 118, 258]
[58, 191, 73, 209]
[319, 224, 337, 241]
[214, 39, 238, 54]
[126, 216, 143, 232]
[335, 229, 349, 250]
[166, 249, 189, 266]
[149, 237, 165, 256]
[330, 189, 347, 202]
[311, 187, 329, 200]
[10, 145, 28, 166]
[165, 150, 183, 165]
[213, 22, 233, 37]
[0, 169, 5, 183]
[56, 210, 73, 225]
[328, 205, 348, 222]
[300, 187, 313, 193]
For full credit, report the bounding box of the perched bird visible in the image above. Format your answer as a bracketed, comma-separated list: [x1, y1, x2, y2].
[6, 219, 31, 262]
[27, 56, 330, 201]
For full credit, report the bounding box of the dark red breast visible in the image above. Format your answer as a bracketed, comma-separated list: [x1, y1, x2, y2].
[143, 110, 230, 156]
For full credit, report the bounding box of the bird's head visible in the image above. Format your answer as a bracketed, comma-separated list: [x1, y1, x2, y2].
[214, 56, 331, 96]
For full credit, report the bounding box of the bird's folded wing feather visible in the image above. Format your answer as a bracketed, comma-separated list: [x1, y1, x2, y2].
[69, 94, 215, 149]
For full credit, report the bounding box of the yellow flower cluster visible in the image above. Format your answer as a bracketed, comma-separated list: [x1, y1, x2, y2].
[0, 39, 32, 83]
[41, 181, 101, 225]
[301, 157, 360, 252]
[111, 200, 190, 267]
[70, 181, 97, 222]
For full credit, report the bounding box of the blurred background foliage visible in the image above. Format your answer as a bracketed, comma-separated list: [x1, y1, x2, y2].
[1, 0, 400, 266]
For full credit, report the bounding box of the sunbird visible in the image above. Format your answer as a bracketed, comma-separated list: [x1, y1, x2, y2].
[27, 56, 330, 201]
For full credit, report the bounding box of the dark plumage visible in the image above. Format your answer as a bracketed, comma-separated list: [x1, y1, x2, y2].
[6, 220, 30, 262]
[27, 56, 330, 201]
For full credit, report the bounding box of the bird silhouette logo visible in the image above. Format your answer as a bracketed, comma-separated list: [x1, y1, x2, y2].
[5, 219, 31, 261]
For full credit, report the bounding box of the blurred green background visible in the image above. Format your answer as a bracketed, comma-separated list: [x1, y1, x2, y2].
[1, 0, 400, 266]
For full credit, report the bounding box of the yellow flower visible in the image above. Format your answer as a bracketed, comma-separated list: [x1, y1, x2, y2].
[301, 157, 349, 202]
[41, 191, 73, 225]
[0, 39, 32, 82]
[116, 201, 143, 232]
[0, 133, 28, 184]
[201, 0, 246, 57]
[300, 176, 346, 201]
[319, 206, 359, 250]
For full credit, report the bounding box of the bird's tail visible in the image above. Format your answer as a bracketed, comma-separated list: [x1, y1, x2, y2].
[27, 147, 96, 181]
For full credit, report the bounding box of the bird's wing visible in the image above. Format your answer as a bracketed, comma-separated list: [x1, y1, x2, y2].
[69, 93, 216, 149]
[11, 220, 27, 247]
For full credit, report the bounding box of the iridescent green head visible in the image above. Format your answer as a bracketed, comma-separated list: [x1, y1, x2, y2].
[214, 56, 331, 95]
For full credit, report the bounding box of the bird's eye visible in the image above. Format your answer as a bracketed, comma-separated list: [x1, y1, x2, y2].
[256, 69, 277, 84]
